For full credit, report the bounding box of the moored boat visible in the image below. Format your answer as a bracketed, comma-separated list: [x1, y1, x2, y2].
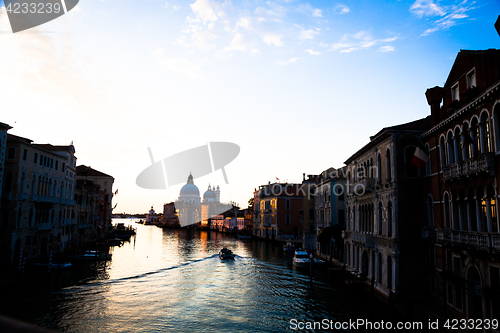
[73, 250, 112, 261]
[292, 249, 311, 268]
[219, 248, 235, 260]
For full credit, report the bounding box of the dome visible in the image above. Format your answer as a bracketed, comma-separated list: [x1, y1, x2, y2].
[204, 189, 215, 200]
[180, 183, 200, 196]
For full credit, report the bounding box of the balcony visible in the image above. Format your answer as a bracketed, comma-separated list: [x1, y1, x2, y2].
[17, 193, 28, 200]
[436, 229, 500, 251]
[348, 178, 375, 195]
[422, 227, 436, 240]
[442, 153, 495, 181]
[342, 230, 351, 239]
[78, 223, 92, 229]
[63, 219, 75, 225]
[37, 223, 53, 230]
[351, 232, 374, 247]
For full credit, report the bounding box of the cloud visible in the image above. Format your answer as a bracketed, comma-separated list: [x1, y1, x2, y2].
[335, 4, 350, 14]
[410, 0, 476, 36]
[305, 49, 321, 55]
[152, 48, 202, 78]
[379, 46, 395, 52]
[190, 0, 218, 22]
[299, 29, 321, 40]
[262, 33, 283, 46]
[297, 3, 323, 18]
[224, 33, 247, 52]
[278, 57, 298, 65]
[331, 31, 398, 53]
[409, 0, 445, 18]
[312, 9, 323, 17]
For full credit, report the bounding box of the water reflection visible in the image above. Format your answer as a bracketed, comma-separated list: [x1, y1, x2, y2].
[1, 218, 392, 332]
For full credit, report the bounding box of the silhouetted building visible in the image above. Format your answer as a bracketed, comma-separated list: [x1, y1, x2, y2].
[421, 49, 500, 320]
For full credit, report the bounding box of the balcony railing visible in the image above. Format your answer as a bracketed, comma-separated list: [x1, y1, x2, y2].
[37, 223, 53, 230]
[348, 178, 375, 195]
[342, 230, 350, 239]
[436, 229, 500, 251]
[18, 193, 28, 200]
[351, 232, 374, 247]
[442, 153, 495, 181]
[422, 227, 436, 240]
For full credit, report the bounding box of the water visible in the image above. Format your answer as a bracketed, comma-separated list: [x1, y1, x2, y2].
[1, 219, 392, 332]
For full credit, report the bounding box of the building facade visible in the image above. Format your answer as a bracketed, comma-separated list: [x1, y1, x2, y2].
[421, 49, 500, 321]
[314, 167, 346, 261]
[76, 165, 114, 237]
[254, 182, 303, 240]
[343, 117, 431, 299]
[1, 134, 77, 266]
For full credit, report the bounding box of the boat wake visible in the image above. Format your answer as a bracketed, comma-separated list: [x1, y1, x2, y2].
[59, 254, 220, 291]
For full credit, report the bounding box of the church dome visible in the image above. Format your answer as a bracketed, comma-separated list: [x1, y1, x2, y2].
[178, 173, 201, 204]
[203, 185, 215, 200]
[180, 183, 200, 196]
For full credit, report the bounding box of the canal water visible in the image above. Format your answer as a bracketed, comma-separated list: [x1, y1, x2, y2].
[1, 219, 394, 332]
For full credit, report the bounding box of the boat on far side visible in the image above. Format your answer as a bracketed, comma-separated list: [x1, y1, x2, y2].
[219, 248, 235, 260]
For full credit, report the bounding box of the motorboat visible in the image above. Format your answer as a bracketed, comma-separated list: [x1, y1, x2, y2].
[73, 250, 112, 260]
[33, 261, 72, 269]
[293, 249, 311, 268]
[283, 242, 294, 252]
[219, 248, 235, 260]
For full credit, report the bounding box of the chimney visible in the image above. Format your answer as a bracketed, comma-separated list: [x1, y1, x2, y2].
[425, 86, 443, 124]
[303, 173, 306, 181]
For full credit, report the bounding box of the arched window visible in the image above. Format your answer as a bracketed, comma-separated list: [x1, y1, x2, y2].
[440, 136, 447, 166]
[29, 208, 34, 227]
[377, 153, 382, 182]
[471, 117, 480, 157]
[387, 201, 393, 237]
[425, 143, 431, 175]
[452, 191, 459, 230]
[378, 202, 383, 235]
[17, 208, 22, 228]
[427, 195, 434, 227]
[494, 104, 500, 152]
[454, 127, 462, 163]
[462, 122, 471, 159]
[30, 175, 35, 195]
[20, 172, 26, 194]
[480, 112, 491, 153]
[387, 255, 393, 289]
[447, 131, 455, 165]
[468, 189, 477, 232]
[386, 149, 392, 181]
[444, 192, 451, 229]
[378, 252, 383, 283]
[370, 158, 374, 178]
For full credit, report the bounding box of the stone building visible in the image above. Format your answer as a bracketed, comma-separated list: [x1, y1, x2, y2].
[1, 133, 77, 265]
[343, 116, 431, 299]
[76, 165, 114, 237]
[314, 167, 346, 262]
[421, 49, 500, 320]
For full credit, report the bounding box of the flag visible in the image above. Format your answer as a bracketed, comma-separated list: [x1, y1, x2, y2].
[411, 141, 429, 170]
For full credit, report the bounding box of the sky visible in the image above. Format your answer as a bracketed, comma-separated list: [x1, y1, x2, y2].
[1, 0, 499, 214]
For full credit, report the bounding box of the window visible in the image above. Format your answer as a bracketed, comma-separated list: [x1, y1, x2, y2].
[387, 201, 393, 237]
[34, 153, 38, 164]
[427, 195, 434, 227]
[285, 199, 290, 211]
[451, 83, 459, 101]
[62, 163, 65, 172]
[285, 214, 291, 225]
[440, 136, 447, 166]
[22, 149, 28, 161]
[425, 144, 431, 175]
[7, 147, 15, 160]
[444, 193, 451, 229]
[55, 161, 58, 170]
[378, 203, 383, 235]
[386, 149, 392, 181]
[466, 69, 476, 89]
[377, 154, 382, 182]
[490, 266, 500, 319]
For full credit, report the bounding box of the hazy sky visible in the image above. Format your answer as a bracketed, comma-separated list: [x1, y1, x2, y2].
[1, 0, 499, 213]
